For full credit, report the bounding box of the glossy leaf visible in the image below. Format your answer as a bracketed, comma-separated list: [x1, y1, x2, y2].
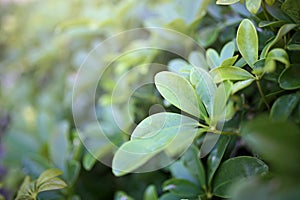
[210, 66, 255, 83]
[143, 185, 158, 200]
[190, 67, 216, 116]
[216, 0, 240, 5]
[231, 79, 255, 94]
[279, 65, 300, 90]
[246, 0, 261, 14]
[155, 71, 206, 119]
[113, 113, 198, 176]
[207, 135, 231, 185]
[270, 92, 300, 121]
[261, 24, 297, 58]
[237, 19, 258, 68]
[213, 156, 269, 198]
[163, 179, 201, 198]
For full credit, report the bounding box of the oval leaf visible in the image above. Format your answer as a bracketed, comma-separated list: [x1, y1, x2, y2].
[155, 71, 206, 119]
[163, 179, 201, 199]
[38, 177, 67, 193]
[143, 185, 158, 200]
[279, 65, 300, 90]
[237, 19, 258, 68]
[246, 0, 261, 14]
[36, 169, 63, 187]
[113, 113, 198, 176]
[213, 156, 269, 198]
[270, 92, 300, 121]
[210, 66, 255, 83]
[231, 79, 255, 94]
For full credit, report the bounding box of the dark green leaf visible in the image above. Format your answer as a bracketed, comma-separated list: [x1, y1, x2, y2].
[242, 116, 300, 176]
[207, 136, 231, 185]
[279, 65, 300, 90]
[212, 156, 268, 198]
[159, 193, 181, 200]
[270, 92, 300, 121]
[163, 179, 201, 199]
[143, 185, 158, 200]
[282, 0, 300, 23]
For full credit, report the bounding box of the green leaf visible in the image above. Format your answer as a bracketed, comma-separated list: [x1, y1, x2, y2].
[220, 41, 235, 63]
[270, 92, 300, 121]
[159, 193, 181, 200]
[163, 179, 201, 199]
[36, 169, 63, 187]
[211, 84, 227, 127]
[190, 67, 216, 116]
[155, 71, 207, 119]
[207, 136, 231, 185]
[279, 65, 300, 90]
[265, 0, 274, 6]
[168, 59, 192, 79]
[246, 0, 261, 14]
[143, 185, 158, 200]
[266, 48, 289, 67]
[282, 0, 300, 23]
[216, 0, 240, 5]
[237, 19, 258, 68]
[206, 48, 220, 69]
[231, 79, 255, 94]
[261, 24, 297, 58]
[212, 156, 269, 198]
[38, 177, 67, 192]
[113, 113, 198, 176]
[241, 115, 300, 176]
[220, 55, 239, 67]
[180, 145, 206, 190]
[210, 66, 255, 83]
[188, 51, 208, 71]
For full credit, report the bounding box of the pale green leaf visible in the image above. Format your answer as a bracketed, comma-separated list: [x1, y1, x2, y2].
[206, 48, 220, 69]
[36, 169, 63, 187]
[113, 113, 198, 176]
[246, 0, 261, 14]
[237, 19, 258, 68]
[221, 55, 239, 67]
[216, 0, 240, 5]
[232, 79, 255, 94]
[38, 177, 67, 192]
[210, 66, 255, 83]
[155, 71, 206, 119]
[220, 41, 235, 62]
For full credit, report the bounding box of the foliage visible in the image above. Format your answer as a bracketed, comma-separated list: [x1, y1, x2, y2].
[0, 0, 299, 199]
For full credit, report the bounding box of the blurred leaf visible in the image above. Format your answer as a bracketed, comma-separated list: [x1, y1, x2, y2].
[113, 113, 198, 176]
[36, 169, 63, 187]
[155, 71, 206, 119]
[270, 92, 300, 121]
[212, 156, 268, 198]
[246, 0, 261, 14]
[38, 177, 67, 192]
[163, 179, 202, 198]
[236, 19, 258, 68]
[281, 0, 300, 23]
[188, 51, 208, 71]
[211, 84, 227, 127]
[168, 59, 192, 79]
[210, 66, 255, 83]
[220, 41, 235, 63]
[114, 191, 134, 200]
[159, 193, 181, 200]
[216, 0, 240, 5]
[265, 0, 275, 6]
[279, 65, 300, 89]
[207, 135, 231, 185]
[143, 185, 158, 200]
[242, 115, 300, 176]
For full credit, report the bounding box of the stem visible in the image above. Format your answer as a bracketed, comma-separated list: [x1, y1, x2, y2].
[209, 129, 240, 136]
[256, 79, 270, 110]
